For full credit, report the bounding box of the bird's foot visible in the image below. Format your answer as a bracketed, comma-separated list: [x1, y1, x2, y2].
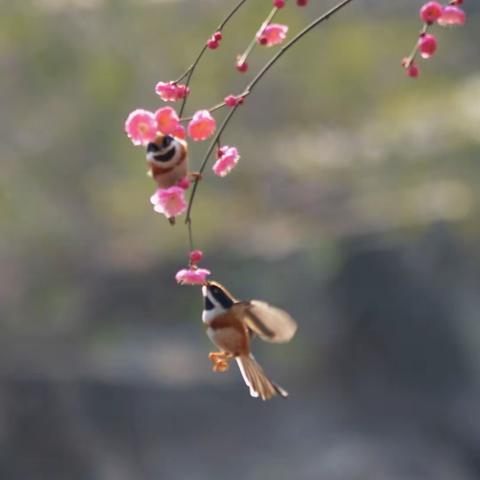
[208, 351, 233, 373]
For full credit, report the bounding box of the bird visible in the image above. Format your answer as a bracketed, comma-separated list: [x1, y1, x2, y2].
[146, 133, 201, 225]
[201, 280, 297, 400]
[146, 133, 188, 189]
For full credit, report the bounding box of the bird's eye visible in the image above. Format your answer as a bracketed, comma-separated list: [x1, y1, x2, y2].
[162, 135, 173, 148]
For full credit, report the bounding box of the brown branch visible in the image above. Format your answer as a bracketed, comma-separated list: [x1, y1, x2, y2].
[185, 0, 356, 228]
[176, 0, 250, 117]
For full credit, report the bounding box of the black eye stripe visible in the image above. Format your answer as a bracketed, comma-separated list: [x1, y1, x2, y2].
[147, 142, 160, 153]
[209, 287, 234, 309]
[204, 296, 214, 311]
[217, 294, 234, 309]
[162, 135, 173, 147]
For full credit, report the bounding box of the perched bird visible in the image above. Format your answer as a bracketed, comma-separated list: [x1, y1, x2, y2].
[202, 281, 297, 400]
[146, 133, 188, 189]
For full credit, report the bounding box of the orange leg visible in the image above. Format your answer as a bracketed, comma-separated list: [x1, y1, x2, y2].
[208, 351, 234, 373]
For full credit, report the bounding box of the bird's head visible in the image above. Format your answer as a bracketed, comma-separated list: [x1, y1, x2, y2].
[202, 281, 236, 319]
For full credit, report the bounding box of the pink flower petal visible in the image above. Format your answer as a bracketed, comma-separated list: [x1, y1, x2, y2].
[124, 109, 157, 146]
[177, 177, 191, 190]
[154, 107, 181, 136]
[437, 5, 466, 26]
[189, 250, 204, 264]
[212, 146, 240, 177]
[418, 33, 437, 59]
[171, 123, 186, 140]
[150, 186, 187, 219]
[256, 23, 288, 47]
[175, 267, 211, 285]
[155, 81, 190, 102]
[406, 62, 420, 78]
[419, 2, 443, 23]
[175, 84, 190, 99]
[187, 110, 216, 141]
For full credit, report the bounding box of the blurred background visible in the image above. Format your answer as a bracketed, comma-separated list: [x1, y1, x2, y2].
[1, 0, 480, 478]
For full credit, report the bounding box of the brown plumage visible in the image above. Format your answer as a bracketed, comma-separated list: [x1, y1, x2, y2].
[202, 281, 297, 400]
[146, 133, 188, 189]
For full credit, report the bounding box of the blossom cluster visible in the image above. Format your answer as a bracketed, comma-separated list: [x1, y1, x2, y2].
[125, 103, 216, 220]
[125, 106, 215, 146]
[124, 0, 305, 285]
[175, 250, 211, 286]
[124, 0, 468, 288]
[402, 1, 466, 78]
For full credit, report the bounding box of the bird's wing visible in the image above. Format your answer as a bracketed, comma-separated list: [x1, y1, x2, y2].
[233, 300, 297, 343]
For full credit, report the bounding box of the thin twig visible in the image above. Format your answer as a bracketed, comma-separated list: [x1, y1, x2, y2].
[243, 0, 356, 95]
[177, 45, 207, 117]
[185, 106, 239, 223]
[187, 217, 194, 251]
[176, 0, 249, 117]
[181, 101, 227, 122]
[185, 0, 356, 226]
[405, 23, 429, 67]
[237, 6, 279, 66]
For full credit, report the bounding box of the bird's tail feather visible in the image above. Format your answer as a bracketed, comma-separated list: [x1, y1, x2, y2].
[236, 354, 288, 401]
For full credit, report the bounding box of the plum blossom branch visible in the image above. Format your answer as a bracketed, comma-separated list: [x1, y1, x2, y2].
[181, 101, 227, 123]
[236, 6, 280, 69]
[175, 0, 249, 117]
[124, 0, 469, 286]
[401, 1, 466, 77]
[185, 105, 239, 235]
[185, 0, 356, 228]
[407, 23, 430, 61]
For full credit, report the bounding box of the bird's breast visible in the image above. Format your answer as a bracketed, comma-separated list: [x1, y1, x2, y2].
[204, 311, 249, 356]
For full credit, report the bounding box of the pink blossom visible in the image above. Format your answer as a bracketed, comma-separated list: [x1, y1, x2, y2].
[175, 267, 211, 285]
[207, 37, 220, 49]
[419, 2, 443, 23]
[177, 177, 191, 190]
[236, 57, 248, 73]
[213, 146, 240, 177]
[171, 123, 186, 140]
[257, 23, 288, 47]
[150, 186, 187, 219]
[154, 107, 181, 136]
[155, 81, 189, 102]
[418, 33, 437, 59]
[224, 95, 244, 107]
[406, 62, 420, 78]
[437, 5, 466, 26]
[274, 0, 286, 8]
[187, 110, 216, 141]
[175, 84, 189, 99]
[401, 57, 419, 78]
[189, 250, 204, 264]
[124, 109, 157, 146]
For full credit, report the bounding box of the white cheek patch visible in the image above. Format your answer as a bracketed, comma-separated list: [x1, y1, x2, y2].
[202, 309, 217, 324]
[147, 143, 180, 166]
[202, 288, 225, 324]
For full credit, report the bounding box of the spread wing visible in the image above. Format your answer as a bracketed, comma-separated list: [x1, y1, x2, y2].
[233, 300, 297, 343]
